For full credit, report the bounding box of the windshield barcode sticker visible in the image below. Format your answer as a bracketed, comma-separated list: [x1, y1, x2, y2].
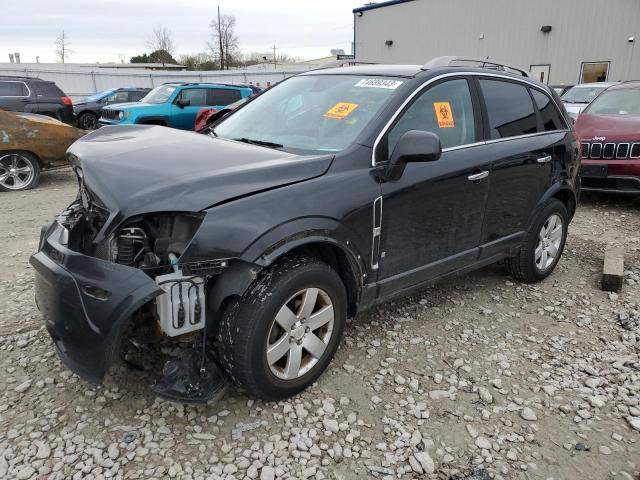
[355, 79, 403, 89]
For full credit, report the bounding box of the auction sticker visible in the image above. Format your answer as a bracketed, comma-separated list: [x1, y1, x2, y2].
[433, 102, 455, 128]
[324, 102, 359, 120]
[354, 78, 403, 89]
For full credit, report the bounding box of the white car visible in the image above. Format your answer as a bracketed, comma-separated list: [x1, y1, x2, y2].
[561, 82, 618, 120]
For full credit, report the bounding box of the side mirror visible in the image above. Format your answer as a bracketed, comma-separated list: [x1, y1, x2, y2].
[176, 98, 190, 108]
[385, 130, 441, 181]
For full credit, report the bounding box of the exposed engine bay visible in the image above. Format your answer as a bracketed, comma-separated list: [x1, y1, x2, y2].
[58, 188, 227, 403]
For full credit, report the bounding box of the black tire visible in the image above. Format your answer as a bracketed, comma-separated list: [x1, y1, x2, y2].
[0, 151, 41, 192]
[218, 255, 347, 401]
[505, 198, 568, 283]
[78, 112, 99, 130]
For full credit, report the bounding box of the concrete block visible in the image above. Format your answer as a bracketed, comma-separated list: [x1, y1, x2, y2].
[602, 246, 624, 292]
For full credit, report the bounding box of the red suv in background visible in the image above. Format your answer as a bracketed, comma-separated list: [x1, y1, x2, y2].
[575, 81, 640, 194]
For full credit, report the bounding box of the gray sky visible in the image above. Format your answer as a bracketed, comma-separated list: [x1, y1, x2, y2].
[1, 0, 360, 64]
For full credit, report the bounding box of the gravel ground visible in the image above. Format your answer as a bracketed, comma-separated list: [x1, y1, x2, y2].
[1, 168, 639, 480]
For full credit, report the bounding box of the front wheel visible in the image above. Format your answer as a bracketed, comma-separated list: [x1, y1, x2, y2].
[0, 152, 41, 192]
[505, 199, 568, 283]
[218, 256, 347, 400]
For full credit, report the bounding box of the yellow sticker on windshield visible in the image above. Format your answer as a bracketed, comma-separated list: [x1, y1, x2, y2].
[433, 102, 455, 128]
[324, 102, 359, 120]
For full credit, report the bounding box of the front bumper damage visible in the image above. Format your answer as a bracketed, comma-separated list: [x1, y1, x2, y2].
[31, 221, 163, 383]
[30, 221, 228, 403]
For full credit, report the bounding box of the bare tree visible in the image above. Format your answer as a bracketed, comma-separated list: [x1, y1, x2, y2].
[207, 7, 239, 70]
[147, 26, 175, 55]
[54, 30, 73, 63]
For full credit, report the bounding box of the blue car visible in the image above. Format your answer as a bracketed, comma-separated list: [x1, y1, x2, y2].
[99, 83, 253, 130]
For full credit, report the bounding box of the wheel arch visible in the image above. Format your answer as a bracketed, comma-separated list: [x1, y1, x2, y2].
[536, 181, 578, 221]
[261, 236, 364, 318]
[208, 233, 366, 321]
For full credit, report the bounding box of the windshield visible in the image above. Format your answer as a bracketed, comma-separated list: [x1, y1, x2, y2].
[583, 89, 640, 116]
[86, 89, 115, 102]
[561, 85, 607, 104]
[213, 75, 404, 153]
[141, 85, 177, 104]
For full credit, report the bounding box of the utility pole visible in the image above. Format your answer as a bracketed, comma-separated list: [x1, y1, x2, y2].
[217, 5, 224, 70]
[272, 44, 278, 70]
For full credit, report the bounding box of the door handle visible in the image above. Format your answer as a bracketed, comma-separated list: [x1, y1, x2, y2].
[467, 171, 489, 182]
[537, 155, 552, 164]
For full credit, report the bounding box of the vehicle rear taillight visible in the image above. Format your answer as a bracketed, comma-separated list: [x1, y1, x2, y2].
[61, 96, 73, 106]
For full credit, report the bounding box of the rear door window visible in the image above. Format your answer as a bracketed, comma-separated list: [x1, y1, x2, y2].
[0, 81, 28, 96]
[208, 88, 241, 106]
[530, 89, 567, 131]
[177, 88, 208, 107]
[479, 79, 537, 139]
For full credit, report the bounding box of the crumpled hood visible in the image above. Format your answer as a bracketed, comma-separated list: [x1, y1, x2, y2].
[575, 114, 640, 142]
[68, 124, 333, 223]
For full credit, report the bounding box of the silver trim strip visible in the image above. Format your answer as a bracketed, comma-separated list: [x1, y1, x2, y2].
[371, 71, 569, 167]
[371, 196, 383, 270]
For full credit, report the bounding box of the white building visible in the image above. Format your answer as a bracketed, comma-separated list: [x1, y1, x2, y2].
[353, 0, 640, 85]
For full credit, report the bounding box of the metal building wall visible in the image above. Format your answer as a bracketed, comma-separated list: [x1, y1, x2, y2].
[354, 0, 640, 85]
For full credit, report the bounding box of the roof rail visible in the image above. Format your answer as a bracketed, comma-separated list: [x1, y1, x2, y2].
[422, 56, 529, 78]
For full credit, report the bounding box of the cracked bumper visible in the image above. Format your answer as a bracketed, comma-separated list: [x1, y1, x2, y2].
[30, 221, 163, 384]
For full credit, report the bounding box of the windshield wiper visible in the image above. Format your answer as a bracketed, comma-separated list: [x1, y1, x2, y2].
[235, 137, 283, 149]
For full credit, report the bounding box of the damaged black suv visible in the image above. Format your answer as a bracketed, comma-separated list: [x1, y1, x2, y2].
[31, 57, 579, 402]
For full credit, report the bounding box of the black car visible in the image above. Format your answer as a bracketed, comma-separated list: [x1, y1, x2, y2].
[0, 76, 75, 125]
[30, 57, 580, 403]
[73, 87, 151, 129]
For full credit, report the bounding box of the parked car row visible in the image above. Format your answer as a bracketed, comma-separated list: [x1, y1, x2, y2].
[98, 82, 258, 130]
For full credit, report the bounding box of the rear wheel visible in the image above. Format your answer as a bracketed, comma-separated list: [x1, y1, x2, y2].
[218, 255, 347, 400]
[0, 152, 41, 192]
[505, 199, 568, 282]
[78, 112, 99, 130]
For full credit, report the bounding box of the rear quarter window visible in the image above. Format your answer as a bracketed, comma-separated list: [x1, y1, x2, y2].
[479, 79, 537, 139]
[531, 89, 567, 131]
[32, 82, 65, 97]
[0, 81, 28, 96]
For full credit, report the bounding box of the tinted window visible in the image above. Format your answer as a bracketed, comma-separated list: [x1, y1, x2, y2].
[479, 79, 537, 139]
[105, 91, 129, 103]
[178, 88, 208, 107]
[33, 82, 64, 97]
[129, 91, 147, 101]
[208, 88, 241, 106]
[387, 78, 476, 153]
[0, 81, 28, 96]
[531, 89, 566, 131]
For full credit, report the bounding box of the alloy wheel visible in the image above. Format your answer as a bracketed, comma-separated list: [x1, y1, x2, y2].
[535, 213, 563, 271]
[266, 287, 335, 380]
[0, 154, 35, 191]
